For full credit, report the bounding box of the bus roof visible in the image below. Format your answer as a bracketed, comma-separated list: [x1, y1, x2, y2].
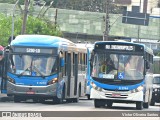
[153, 56, 160, 60]
[11, 35, 76, 48]
[94, 41, 154, 55]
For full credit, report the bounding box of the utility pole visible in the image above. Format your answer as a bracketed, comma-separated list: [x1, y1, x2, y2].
[11, 0, 19, 41]
[21, 0, 30, 34]
[55, 8, 58, 29]
[103, 0, 110, 41]
[137, 0, 148, 42]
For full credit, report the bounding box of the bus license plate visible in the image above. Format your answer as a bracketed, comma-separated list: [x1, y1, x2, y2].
[112, 93, 121, 97]
[26, 91, 35, 94]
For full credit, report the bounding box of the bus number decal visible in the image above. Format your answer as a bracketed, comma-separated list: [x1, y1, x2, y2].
[26, 48, 40, 53]
[118, 86, 128, 90]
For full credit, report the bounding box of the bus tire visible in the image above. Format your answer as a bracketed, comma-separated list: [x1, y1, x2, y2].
[14, 95, 21, 103]
[87, 95, 91, 100]
[143, 102, 149, 108]
[136, 102, 143, 110]
[72, 86, 81, 103]
[94, 99, 105, 108]
[150, 99, 155, 106]
[53, 86, 65, 104]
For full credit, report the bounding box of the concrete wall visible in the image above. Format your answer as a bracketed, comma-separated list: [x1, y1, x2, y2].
[0, 3, 159, 41]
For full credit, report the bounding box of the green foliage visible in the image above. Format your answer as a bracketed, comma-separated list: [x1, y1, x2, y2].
[0, 0, 24, 4]
[1, 0, 125, 14]
[157, 52, 160, 56]
[0, 13, 62, 46]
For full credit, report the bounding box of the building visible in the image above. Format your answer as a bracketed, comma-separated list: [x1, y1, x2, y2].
[114, 0, 159, 14]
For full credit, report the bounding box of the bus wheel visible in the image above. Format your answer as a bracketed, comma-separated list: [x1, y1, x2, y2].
[143, 102, 149, 108]
[14, 95, 21, 103]
[94, 99, 105, 108]
[106, 101, 113, 108]
[53, 87, 65, 104]
[87, 95, 91, 100]
[136, 102, 143, 110]
[150, 99, 155, 106]
[72, 86, 81, 103]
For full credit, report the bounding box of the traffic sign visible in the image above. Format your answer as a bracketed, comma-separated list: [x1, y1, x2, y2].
[122, 11, 150, 26]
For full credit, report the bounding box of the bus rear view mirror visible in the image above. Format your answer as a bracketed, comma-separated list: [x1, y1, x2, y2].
[60, 58, 64, 67]
[146, 61, 150, 69]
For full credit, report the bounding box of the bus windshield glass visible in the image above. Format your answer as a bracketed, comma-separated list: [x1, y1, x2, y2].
[91, 52, 144, 80]
[153, 56, 160, 74]
[10, 54, 57, 76]
[153, 77, 160, 84]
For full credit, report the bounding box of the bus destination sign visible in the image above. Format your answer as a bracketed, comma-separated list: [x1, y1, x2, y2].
[14, 47, 56, 54]
[26, 48, 40, 53]
[105, 45, 134, 51]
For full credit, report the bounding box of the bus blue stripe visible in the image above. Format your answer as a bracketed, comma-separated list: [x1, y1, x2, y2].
[91, 78, 144, 91]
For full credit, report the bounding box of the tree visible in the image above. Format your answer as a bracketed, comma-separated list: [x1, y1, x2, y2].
[0, 14, 62, 46]
[0, 0, 124, 14]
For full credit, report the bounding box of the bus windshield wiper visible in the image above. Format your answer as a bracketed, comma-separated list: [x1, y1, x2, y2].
[18, 67, 31, 77]
[18, 57, 33, 77]
[32, 66, 45, 79]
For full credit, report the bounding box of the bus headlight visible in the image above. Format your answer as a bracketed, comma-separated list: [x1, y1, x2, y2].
[47, 78, 58, 85]
[131, 85, 143, 93]
[7, 76, 15, 84]
[154, 89, 157, 92]
[91, 82, 102, 91]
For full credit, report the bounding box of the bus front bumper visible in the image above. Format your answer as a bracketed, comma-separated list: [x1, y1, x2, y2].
[7, 82, 57, 98]
[90, 88, 143, 102]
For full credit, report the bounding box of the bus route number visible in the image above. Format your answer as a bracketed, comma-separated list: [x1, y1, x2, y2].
[26, 48, 40, 53]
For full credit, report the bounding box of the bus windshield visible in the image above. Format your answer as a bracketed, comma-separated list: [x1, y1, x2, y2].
[153, 77, 160, 84]
[10, 54, 57, 76]
[153, 56, 160, 74]
[91, 52, 144, 80]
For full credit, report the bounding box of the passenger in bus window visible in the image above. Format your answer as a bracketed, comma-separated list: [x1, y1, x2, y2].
[106, 58, 116, 73]
[100, 58, 116, 74]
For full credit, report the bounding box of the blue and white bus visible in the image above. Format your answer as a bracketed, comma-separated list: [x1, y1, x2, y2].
[76, 43, 93, 100]
[90, 41, 154, 110]
[1, 35, 87, 103]
[153, 56, 160, 74]
[86, 45, 93, 100]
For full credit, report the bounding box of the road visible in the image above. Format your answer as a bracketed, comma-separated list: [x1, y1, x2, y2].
[0, 94, 159, 120]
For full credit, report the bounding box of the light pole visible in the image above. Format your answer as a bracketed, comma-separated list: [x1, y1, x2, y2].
[103, 0, 110, 41]
[11, 0, 19, 41]
[21, 0, 30, 34]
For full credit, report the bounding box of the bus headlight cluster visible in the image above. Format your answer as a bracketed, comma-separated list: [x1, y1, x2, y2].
[154, 89, 157, 92]
[91, 82, 102, 91]
[7, 76, 15, 84]
[154, 88, 160, 92]
[47, 78, 58, 85]
[131, 85, 143, 93]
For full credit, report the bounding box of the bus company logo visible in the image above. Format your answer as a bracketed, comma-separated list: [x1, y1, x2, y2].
[2, 112, 12, 117]
[114, 88, 118, 91]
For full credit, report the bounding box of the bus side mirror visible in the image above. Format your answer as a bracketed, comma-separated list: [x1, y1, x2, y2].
[60, 58, 64, 67]
[146, 61, 150, 69]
